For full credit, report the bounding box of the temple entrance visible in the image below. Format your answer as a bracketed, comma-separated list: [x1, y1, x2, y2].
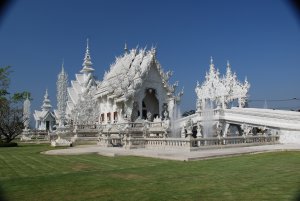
[46, 121, 50, 131]
[142, 88, 159, 120]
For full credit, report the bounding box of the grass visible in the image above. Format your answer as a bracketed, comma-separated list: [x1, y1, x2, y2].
[0, 144, 299, 201]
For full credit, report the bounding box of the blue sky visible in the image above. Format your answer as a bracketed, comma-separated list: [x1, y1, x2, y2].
[0, 0, 300, 112]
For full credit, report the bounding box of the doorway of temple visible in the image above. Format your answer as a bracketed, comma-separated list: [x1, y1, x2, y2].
[142, 88, 159, 120]
[46, 121, 50, 131]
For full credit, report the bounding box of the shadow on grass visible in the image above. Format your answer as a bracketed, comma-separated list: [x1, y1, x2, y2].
[0, 185, 8, 201]
[294, 190, 300, 201]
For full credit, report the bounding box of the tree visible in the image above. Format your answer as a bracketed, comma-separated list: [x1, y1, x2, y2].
[0, 99, 24, 143]
[0, 66, 31, 143]
[0, 66, 11, 97]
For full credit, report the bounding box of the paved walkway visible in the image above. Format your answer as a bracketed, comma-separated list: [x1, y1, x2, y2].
[44, 144, 300, 161]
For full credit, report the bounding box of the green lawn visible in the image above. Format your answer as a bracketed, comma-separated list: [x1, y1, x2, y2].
[0, 144, 299, 201]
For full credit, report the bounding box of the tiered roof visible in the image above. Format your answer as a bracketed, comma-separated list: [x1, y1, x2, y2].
[96, 46, 177, 102]
[66, 39, 96, 115]
[33, 89, 55, 121]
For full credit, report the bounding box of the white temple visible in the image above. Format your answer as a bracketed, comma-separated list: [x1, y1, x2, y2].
[33, 89, 56, 131]
[95, 46, 183, 123]
[66, 41, 183, 125]
[26, 39, 300, 147]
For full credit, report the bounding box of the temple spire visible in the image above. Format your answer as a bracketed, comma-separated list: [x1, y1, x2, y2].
[227, 60, 230, 68]
[226, 60, 232, 76]
[45, 89, 48, 99]
[61, 59, 65, 73]
[209, 56, 215, 72]
[124, 42, 128, 53]
[57, 61, 68, 127]
[87, 38, 89, 51]
[81, 38, 94, 74]
[42, 89, 52, 111]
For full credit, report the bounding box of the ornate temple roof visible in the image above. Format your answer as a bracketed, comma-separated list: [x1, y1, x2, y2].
[63, 43, 182, 120]
[41, 89, 52, 111]
[195, 57, 250, 109]
[96, 46, 176, 101]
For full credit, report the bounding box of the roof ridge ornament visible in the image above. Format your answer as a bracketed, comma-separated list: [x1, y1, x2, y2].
[87, 38, 89, 51]
[226, 60, 232, 76]
[45, 88, 49, 99]
[227, 60, 230, 68]
[209, 56, 215, 72]
[124, 42, 128, 54]
[61, 59, 65, 73]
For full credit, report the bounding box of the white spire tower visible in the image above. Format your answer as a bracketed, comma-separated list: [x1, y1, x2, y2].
[80, 38, 96, 90]
[226, 60, 231, 75]
[57, 61, 68, 127]
[209, 56, 215, 73]
[81, 38, 94, 74]
[65, 39, 97, 119]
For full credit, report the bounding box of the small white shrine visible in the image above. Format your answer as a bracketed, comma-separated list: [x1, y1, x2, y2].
[33, 89, 56, 131]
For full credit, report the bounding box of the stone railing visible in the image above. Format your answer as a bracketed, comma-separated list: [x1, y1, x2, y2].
[20, 130, 50, 142]
[149, 122, 164, 127]
[145, 137, 191, 149]
[193, 135, 279, 148]
[100, 122, 144, 129]
[98, 134, 279, 150]
[76, 124, 98, 130]
[198, 109, 222, 118]
[122, 135, 279, 150]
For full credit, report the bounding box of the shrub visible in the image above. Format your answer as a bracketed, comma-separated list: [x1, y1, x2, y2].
[0, 142, 18, 147]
